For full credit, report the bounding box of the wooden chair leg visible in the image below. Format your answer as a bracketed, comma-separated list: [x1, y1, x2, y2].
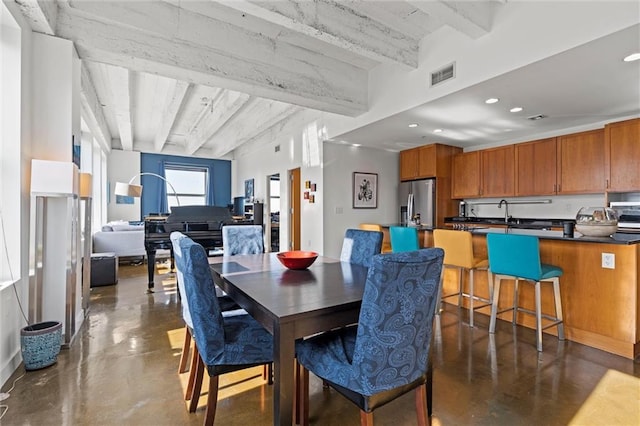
[300, 364, 310, 426]
[185, 342, 201, 401]
[294, 361, 300, 425]
[427, 360, 433, 417]
[204, 375, 219, 426]
[178, 326, 192, 374]
[268, 363, 273, 385]
[189, 353, 205, 413]
[415, 384, 430, 426]
[360, 410, 374, 426]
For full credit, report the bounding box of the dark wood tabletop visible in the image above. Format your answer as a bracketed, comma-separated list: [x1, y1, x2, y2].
[209, 253, 369, 425]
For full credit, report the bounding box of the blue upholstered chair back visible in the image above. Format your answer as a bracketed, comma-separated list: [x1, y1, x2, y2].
[340, 228, 383, 267]
[486, 233, 542, 281]
[389, 226, 420, 252]
[177, 236, 226, 366]
[351, 249, 443, 395]
[170, 231, 192, 328]
[223, 225, 264, 255]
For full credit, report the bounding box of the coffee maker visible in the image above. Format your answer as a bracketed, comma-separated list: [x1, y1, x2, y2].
[459, 201, 467, 217]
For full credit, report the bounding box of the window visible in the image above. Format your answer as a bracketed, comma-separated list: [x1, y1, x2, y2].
[164, 165, 208, 209]
[269, 175, 280, 215]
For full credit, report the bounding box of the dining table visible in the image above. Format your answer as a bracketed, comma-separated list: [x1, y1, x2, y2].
[209, 253, 369, 426]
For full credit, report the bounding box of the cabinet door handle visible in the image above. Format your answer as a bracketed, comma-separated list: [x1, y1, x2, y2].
[606, 179, 609, 189]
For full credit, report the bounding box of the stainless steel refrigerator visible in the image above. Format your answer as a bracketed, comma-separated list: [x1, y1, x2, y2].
[399, 178, 436, 227]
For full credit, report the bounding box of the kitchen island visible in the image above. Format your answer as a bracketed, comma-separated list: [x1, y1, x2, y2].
[422, 224, 640, 359]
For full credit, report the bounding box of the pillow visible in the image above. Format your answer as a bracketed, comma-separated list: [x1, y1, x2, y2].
[111, 223, 144, 232]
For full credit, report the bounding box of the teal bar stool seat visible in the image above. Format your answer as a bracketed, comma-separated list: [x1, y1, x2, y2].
[486, 233, 565, 352]
[389, 226, 420, 252]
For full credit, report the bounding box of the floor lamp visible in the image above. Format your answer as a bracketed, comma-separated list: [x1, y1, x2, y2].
[114, 172, 181, 208]
[79, 173, 92, 315]
[30, 159, 81, 347]
[114, 172, 180, 293]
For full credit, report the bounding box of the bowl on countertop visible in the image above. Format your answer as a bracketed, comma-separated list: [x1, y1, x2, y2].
[575, 207, 618, 237]
[276, 251, 318, 270]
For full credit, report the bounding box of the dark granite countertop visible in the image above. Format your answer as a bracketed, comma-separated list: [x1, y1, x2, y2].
[456, 227, 640, 245]
[445, 216, 572, 229]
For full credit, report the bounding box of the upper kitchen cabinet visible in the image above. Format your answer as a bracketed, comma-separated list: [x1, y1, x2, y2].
[605, 118, 640, 192]
[452, 151, 481, 198]
[400, 148, 420, 181]
[481, 145, 515, 197]
[515, 138, 557, 196]
[400, 144, 461, 181]
[557, 129, 605, 194]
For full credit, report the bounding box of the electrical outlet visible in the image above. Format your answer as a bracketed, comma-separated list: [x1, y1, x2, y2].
[602, 253, 615, 269]
[335, 206, 343, 214]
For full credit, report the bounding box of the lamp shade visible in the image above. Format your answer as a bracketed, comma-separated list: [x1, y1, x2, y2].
[79, 173, 93, 198]
[114, 182, 143, 197]
[31, 159, 78, 196]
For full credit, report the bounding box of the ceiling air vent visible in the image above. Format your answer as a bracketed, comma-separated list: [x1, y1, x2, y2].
[430, 62, 456, 87]
[527, 114, 547, 121]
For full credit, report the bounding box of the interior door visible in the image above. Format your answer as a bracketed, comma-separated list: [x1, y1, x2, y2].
[289, 168, 301, 250]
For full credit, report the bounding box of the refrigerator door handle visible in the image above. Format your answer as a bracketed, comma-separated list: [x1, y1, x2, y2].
[407, 193, 414, 223]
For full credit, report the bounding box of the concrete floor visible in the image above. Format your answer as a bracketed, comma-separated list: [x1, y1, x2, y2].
[2, 261, 639, 425]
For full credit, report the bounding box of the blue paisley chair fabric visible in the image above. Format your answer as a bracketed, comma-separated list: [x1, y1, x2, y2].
[339, 228, 383, 267]
[296, 249, 444, 421]
[177, 235, 273, 424]
[222, 225, 264, 255]
[389, 226, 420, 252]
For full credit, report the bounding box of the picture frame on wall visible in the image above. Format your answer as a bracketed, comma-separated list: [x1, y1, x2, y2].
[244, 178, 254, 200]
[353, 172, 377, 209]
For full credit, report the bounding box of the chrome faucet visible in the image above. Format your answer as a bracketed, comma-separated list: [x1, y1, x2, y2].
[498, 199, 510, 223]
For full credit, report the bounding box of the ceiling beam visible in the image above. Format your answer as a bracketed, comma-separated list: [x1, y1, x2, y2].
[185, 91, 252, 155]
[207, 100, 302, 158]
[14, 0, 57, 34]
[218, 0, 419, 68]
[55, 2, 368, 116]
[154, 80, 191, 152]
[408, 0, 493, 39]
[107, 66, 133, 151]
[79, 62, 112, 153]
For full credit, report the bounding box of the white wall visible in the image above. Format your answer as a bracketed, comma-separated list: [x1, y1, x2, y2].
[233, 110, 325, 254]
[107, 149, 140, 222]
[0, 1, 31, 387]
[323, 143, 399, 258]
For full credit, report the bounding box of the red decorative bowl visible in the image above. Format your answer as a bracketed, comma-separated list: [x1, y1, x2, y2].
[276, 251, 318, 270]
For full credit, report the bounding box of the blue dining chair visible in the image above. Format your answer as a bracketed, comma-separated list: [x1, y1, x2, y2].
[222, 225, 264, 255]
[171, 232, 241, 377]
[177, 235, 273, 425]
[340, 228, 383, 267]
[389, 226, 420, 252]
[486, 233, 565, 352]
[295, 249, 444, 426]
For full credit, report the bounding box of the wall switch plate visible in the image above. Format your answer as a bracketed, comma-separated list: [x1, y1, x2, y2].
[602, 253, 615, 269]
[335, 207, 343, 214]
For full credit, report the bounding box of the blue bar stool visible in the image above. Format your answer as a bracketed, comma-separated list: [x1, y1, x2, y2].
[486, 233, 565, 352]
[389, 226, 420, 252]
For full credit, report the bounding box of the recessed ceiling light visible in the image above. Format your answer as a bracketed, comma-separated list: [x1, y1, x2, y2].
[352, 143, 361, 147]
[510, 107, 523, 113]
[485, 98, 499, 104]
[408, 123, 419, 128]
[623, 53, 640, 62]
[433, 129, 443, 133]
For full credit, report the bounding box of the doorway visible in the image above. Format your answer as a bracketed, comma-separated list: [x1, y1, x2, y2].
[288, 168, 301, 250]
[267, 173, 280, 252]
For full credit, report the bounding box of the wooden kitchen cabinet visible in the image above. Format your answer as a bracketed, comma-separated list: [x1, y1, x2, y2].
[399, 148, 419, 181]
[452, 151, 481, 198]
[605, 118, 640, 192]
[400, 144, 460, 181]
[515, 137, 557, 196]
[557, 129, 605, 194]
[481, 145, 515, 197]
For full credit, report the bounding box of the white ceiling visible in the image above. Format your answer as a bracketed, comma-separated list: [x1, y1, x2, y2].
[13, 1, 640, 157]
[335, 23, 640, 151]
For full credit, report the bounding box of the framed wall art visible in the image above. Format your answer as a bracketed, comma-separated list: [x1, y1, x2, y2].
[353, 172, 377, 209]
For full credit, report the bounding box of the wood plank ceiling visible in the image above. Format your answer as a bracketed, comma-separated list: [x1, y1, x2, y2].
[15, 0, 502, 158]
